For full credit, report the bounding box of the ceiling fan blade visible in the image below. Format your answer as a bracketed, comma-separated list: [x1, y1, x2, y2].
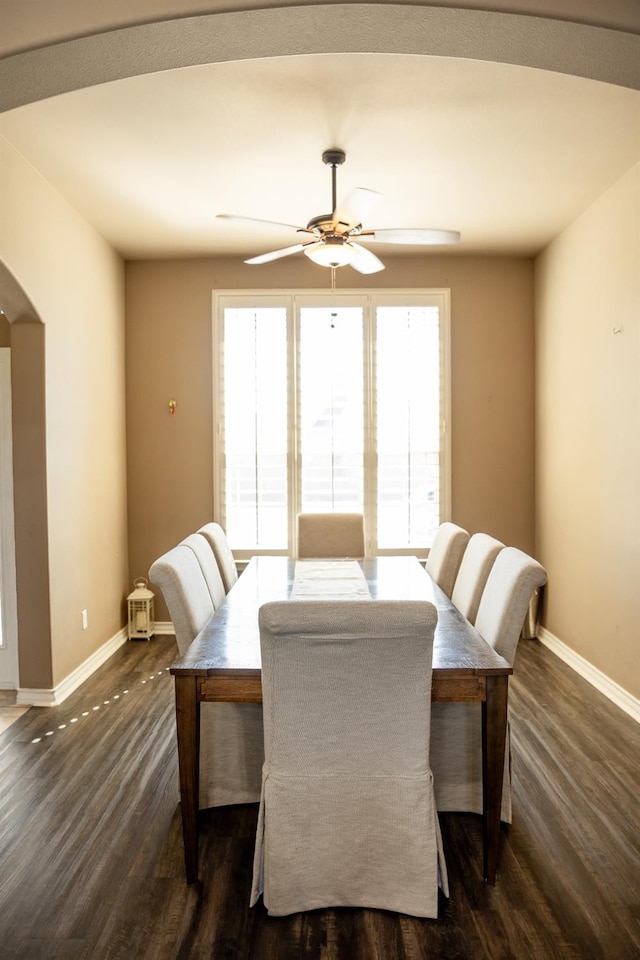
[348, 242, 385, 275]
[333, 188, 381, 230]
[359, 228, 461, 245]
[217, 213, 310, 234]
[244, 242, 308, 265]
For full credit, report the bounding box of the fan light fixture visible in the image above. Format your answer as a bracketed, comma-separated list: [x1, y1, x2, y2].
[304, 238, 356, 268]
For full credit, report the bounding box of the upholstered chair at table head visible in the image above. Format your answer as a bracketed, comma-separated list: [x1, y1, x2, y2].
[425, 521, 470, 597]
[251, 599, 448, 918]
[197, 521, 239, 594]
[451, 532, 505, 624]
[296, 512, 365, 558]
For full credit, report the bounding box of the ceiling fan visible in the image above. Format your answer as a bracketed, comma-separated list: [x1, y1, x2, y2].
[217, 149, 461, 274]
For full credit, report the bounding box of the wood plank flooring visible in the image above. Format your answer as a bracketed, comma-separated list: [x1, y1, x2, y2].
[0, 705, 29, 735]
[0, 635, 638, 959]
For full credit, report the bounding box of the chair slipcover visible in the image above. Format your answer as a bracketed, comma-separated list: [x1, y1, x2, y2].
[430, 546, 547, 821]
[425, 522, 470, 597]
[451, 532, 505, 624]
[149, 544, 213, 656]
[197, 522, 239, 594]
[181, 532, 226, 610]
[149, 543, 263, 809]
[297, 512, 365, 559]
[251, 599, 448, 918]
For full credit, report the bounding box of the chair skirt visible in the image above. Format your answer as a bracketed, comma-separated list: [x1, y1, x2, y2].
[198, 703, 264, 809]
[251, 772, 448, 917]
[430, 702, 512, 822]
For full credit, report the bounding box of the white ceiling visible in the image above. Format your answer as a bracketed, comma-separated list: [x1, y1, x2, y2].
[2, 52, 640, 261]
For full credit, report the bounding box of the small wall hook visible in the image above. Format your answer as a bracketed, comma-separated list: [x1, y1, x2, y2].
[169, 399, 177, 415]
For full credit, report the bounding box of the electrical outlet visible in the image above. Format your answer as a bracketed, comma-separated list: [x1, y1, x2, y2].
[81, 609, 88, 630]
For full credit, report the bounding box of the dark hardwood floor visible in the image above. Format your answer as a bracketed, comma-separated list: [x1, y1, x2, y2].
[0, 635, 638, 959]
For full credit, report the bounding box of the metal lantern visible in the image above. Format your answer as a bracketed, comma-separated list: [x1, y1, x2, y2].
[127, 577, 155, 641]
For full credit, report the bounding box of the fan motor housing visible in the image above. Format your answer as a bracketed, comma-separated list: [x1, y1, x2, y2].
[306, 214, 338, 233]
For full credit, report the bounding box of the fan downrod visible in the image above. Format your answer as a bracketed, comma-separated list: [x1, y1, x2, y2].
[315, 149, 347, 225]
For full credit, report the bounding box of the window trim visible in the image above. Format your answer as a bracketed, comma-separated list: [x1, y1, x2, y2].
[212, 289, 451, 559]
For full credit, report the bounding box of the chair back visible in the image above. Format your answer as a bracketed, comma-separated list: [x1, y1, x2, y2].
[475, 546, 547, 665]
[181, 532, 226, 609]
[296, 512, 365, 558]
[451, 532, 504, 623]
[149, 544, 214, 654]
[259, 600, 436, 772]
[197, 522, 238, 593]
[425, 521, 470, 597]
[251, 599, 446, 917]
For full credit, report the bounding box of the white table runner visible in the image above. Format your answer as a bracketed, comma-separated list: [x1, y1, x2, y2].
[291, 560, 371, 600]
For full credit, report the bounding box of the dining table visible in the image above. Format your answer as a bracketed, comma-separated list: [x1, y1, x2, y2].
[169, 555, 513, 885]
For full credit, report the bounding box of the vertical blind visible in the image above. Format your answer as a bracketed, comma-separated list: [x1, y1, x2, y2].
[298, 305, 364, 514]
[221, 306, 288, 549]
[376, 305, 441, 548]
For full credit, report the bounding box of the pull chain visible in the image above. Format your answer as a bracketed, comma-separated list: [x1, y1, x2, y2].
[330, 267, 337, 292]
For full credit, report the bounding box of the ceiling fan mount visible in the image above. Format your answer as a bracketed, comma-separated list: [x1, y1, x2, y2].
[217, 148, 460, 273]
[321, 148, 346, 167]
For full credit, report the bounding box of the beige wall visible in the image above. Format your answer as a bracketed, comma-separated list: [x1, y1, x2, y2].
[535, 161, 640, 700]
[126, 254, 535, 618]
[0, 134, 128, 688]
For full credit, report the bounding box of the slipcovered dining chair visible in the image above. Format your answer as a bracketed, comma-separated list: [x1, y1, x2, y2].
[430, 546, 547, 822]
[149, 543, 213, 658]
[251, 599, 448, 918]
[425, 521, 470, 597]
[451, 532, 505, 624]
[197, 521, 239, 594]
[181, 532, 226, 609]
[149, 543, 263, 809]
[296, 512, 365, 559]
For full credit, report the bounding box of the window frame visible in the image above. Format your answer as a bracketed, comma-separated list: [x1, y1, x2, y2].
[212, 289, 451, 560]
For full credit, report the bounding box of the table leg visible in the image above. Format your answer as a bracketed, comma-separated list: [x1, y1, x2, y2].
[174, 675, 200, 883]
[482, 674, 509, 884]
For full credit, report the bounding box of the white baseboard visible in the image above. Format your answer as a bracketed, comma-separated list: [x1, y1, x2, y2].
[17, 622, 178, 706]
[537, 626, 640, 724]
[17, 626, 129, 707]
[15, 689, 54, 707]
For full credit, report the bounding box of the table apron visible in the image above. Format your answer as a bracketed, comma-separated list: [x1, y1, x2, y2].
[196, 674, 487, 704]
[198, 675, 262, 702]
[432, 676, 486, 702]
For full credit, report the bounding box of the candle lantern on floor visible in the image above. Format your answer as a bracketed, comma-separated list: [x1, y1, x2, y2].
[127, 578, 155, 640]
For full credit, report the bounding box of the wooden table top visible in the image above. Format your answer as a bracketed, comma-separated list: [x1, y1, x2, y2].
[170, 556, 511, 681]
